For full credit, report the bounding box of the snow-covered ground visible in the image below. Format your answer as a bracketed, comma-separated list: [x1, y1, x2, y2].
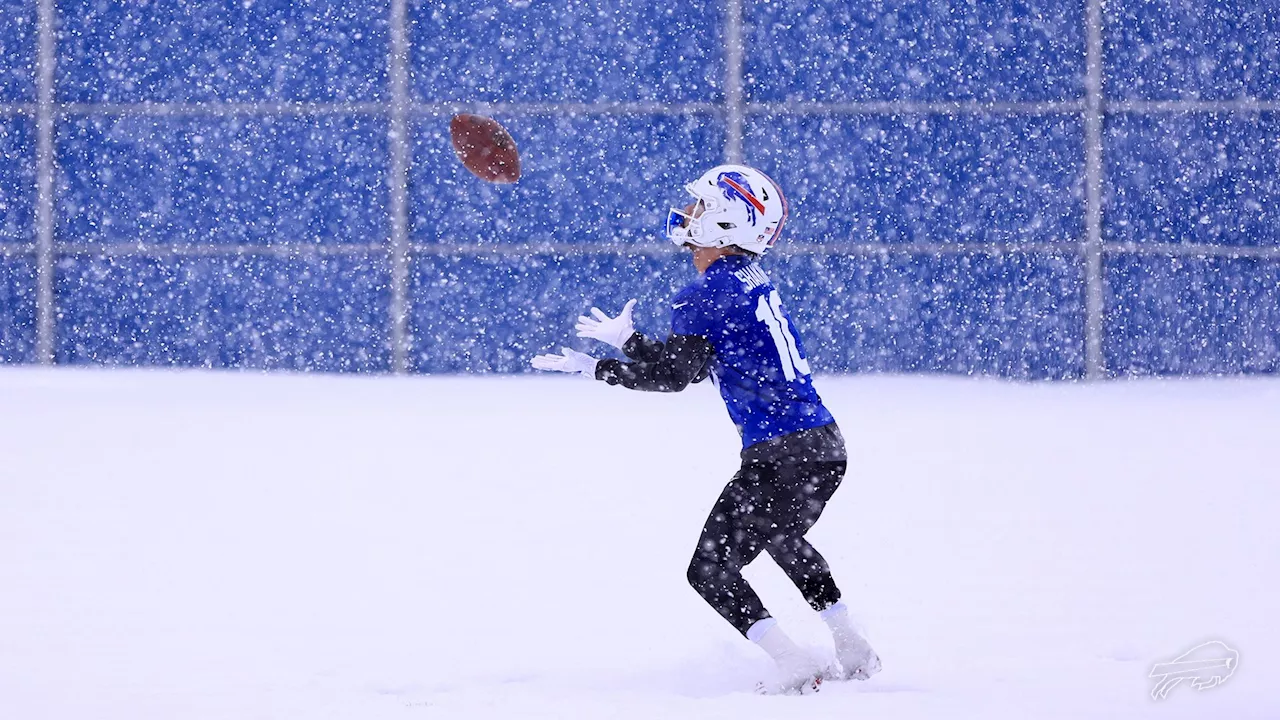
[1, 368, 1277, 719]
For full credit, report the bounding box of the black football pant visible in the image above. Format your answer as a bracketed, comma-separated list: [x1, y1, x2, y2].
[686, 459, 845, 636]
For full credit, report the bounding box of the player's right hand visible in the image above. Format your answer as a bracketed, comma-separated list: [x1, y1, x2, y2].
[530, 347, 599, 377]
[575, 299, 637, 350]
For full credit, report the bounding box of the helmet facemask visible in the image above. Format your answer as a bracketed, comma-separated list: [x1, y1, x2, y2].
[664, 196, 707, 246]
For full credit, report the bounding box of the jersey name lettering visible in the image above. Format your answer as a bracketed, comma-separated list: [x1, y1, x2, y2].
[732, 263, 771, 292]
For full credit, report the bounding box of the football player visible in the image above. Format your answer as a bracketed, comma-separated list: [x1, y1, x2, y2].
[532, 165, 879, 693]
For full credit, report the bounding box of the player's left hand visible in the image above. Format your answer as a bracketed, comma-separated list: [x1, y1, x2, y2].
[530, 347, 599, 377]
[575, 299, 637, 350]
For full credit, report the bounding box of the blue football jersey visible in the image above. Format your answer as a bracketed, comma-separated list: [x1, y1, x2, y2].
[671, 254, 835, 448]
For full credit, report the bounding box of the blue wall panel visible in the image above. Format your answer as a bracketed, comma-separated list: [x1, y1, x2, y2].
[57, 0, 388, 103]
[1106, 113, 1280, 247]
[747, 114, 1084, 245]
[57, 255, 390, 372]
[57, 115, 387, 246]
[410, 0, 723, 103]
[410, 113, 724, 246]
[0, 116, 34, 245]
[746, 0, 1084, 102]
[779, 252, 1085, 379]
[0, 255, 35, 363]
[1105, 254, 1280, 375]
[411, 253, 691, 373]
[410, 251, 1084, 379]
[1106, 0, 1280, 101]
[0, 0, 34, 102]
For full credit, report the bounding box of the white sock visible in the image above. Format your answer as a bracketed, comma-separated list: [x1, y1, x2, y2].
[820, 601, 849, 624]
[746, 617, 778, 644]
[751, 620, 806, 664]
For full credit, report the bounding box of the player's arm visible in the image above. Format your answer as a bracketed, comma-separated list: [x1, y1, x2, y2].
[539, 297, 710, 390]
[620, 331, 665, 362]
[595, 333, 712, 392]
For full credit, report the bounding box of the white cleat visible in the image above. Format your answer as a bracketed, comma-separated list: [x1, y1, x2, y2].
[835, 638, 881, 681]
[750, 619, 824, 694]
[773, 646, 825, 694]
[822, 602, 882, 681]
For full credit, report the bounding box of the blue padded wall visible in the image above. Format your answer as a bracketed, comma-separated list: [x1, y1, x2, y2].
[1106, 0, 1280, 101]
[57, 255, 390, 372]
[0, 256, 35, 363]
[779, 253, 1085, 379]
[57, 0, 388, 102]
[747, 114, 1084, 245]
[0, 0, 1275, 377]
[410, 0, 724, 103]
[410, 251, 1084, 379]
[0, 116, 34, 245]
[0, 0, 34, 103]
[1106, 255, 1280, 375]
[56, 115, 387, 246]
[746, 0, 1084, 102]
[411, 253, 691, 373]
[410, 113, 725, 246]
[1106, 113, 1280, 247]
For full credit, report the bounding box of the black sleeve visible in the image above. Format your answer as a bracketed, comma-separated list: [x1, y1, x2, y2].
[595, 333, 713, 392]
[620, 331, 666, 362]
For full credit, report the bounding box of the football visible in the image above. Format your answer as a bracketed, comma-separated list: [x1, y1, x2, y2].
[449, 113, 521, 183]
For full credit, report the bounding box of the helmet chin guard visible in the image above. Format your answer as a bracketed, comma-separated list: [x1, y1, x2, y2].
[666, 164, 788, 255]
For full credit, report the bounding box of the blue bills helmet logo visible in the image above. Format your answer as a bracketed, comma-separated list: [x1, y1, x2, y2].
[717, 172, 767, 226]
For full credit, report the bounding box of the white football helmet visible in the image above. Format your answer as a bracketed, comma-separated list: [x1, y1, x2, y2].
[666, 164, 789, 255]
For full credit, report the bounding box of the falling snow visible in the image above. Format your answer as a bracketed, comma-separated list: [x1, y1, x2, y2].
[0, 0, 1278, 375]
[1, 2, 1279, 719]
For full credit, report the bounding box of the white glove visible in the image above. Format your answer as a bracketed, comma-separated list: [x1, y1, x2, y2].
[575, 299, 637, 350]
[530, 347, 600, 377]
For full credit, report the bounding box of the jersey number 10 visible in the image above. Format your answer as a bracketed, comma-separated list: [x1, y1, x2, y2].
[755, 291, 812, 381]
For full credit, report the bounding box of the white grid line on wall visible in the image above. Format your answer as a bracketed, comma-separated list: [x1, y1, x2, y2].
[9, 97, 1280, 119]
[1082, 0, 1108, 379]
[33, 0, 57, 365]
[34, 241, 1280, 259]
[386, 0, 413, 373]
[723, 0, 745, 164]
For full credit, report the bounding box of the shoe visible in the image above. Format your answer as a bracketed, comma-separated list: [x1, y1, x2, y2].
[821, 602, 882, 681]
[751, 619, 824, 694]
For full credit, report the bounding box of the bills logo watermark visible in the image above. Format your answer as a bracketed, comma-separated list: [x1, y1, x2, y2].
[1149, 640, 1238, 700]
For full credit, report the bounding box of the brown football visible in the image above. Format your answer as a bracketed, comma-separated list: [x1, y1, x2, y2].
[449, 114, 521, 183]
